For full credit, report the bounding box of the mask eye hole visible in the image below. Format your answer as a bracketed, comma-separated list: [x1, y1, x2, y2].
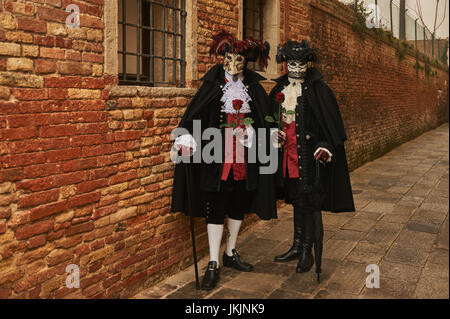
[236, 56, 243, 62]
[288, 61, 298, 67]
[226, 55, 232, 60]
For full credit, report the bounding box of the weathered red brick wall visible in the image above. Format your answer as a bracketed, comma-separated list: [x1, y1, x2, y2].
[308, 0, 449, 170]
[0, 0, 448, 299]
[197, 0, 239, 78]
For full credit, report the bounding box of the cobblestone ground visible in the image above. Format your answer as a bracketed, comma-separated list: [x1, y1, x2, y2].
[134, 124, 449, 299]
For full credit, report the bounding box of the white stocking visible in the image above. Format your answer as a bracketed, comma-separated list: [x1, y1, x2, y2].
[225, 218, 242, 256]
[207, 223, 224, 266]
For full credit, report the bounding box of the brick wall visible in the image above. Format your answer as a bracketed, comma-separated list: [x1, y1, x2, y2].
[308, 0, 449, 170]
[0, 0, 448, 299]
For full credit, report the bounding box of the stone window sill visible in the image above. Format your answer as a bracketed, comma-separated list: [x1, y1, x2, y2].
[108, 86, 197, 98]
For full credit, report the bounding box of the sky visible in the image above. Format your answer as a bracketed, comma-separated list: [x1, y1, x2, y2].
[405, 0, 448, 38]
[339, 0, 449, 39]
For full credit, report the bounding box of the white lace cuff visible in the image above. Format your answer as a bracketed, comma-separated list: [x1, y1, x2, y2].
[236, 125, 255, 148]
[271, 129, 285, 149]
[174, 134, 197, 153]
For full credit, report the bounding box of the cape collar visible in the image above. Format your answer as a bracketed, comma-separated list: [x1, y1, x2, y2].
[200, 63, 266, 86]
[272, 67, 323, 87]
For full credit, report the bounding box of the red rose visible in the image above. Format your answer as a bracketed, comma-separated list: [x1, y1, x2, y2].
[232, 99, 244, 110]
[276, 93, 285, 103]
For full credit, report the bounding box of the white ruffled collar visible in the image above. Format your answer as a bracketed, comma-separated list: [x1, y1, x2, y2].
[281, 77, 305, 124]
[220, 71, 252, 114]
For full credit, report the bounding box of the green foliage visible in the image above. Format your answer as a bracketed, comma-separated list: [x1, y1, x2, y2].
[241, 117, 254, 126]
[348, 0, 371, 26]
[413, 61, 424, 72]
[424, 62, 431, 76]
[265, 115, 275, 123]
[394, 41, 408, 61]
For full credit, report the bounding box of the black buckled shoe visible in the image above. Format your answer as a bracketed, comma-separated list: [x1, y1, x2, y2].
[201, 261, 220, 290]
[223, 249, 253, 272]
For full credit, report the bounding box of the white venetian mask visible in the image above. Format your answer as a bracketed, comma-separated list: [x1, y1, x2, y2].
[224, 52, 245, 76]
[287, 60, 308, 79]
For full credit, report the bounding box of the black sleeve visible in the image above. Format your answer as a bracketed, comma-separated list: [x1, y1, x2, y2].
[306, 104, 334, 155]
[177, 81, 216, 134]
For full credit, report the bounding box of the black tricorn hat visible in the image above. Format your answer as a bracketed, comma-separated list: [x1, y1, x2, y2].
[276, 40, 317, 63]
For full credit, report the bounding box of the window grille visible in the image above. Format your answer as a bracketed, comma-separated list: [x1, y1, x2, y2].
[243, 0, 264, 71]
[118, 0, 186, 86]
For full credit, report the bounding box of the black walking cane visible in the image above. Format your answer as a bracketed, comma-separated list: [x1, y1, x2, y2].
[184, 161, 200, 290]
[313, 160, 325, 283]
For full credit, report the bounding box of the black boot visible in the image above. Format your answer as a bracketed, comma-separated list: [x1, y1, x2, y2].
[223, 249, 253, 272]
[274, 211, 303, 262]
[296, 212, 314, 273]
[201, 261, 220, 290]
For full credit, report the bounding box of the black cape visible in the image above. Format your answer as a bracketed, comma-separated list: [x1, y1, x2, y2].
[170, 64, 278, 220]
[271, 68, 355, 213]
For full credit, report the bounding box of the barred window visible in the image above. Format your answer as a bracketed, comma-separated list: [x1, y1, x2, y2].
[243, 0, 264, 71]
[118, 0, 186, 87]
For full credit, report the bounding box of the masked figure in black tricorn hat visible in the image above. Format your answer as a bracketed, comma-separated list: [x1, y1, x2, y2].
[170, 30, 277, 290]
[269, 40, 355, 281]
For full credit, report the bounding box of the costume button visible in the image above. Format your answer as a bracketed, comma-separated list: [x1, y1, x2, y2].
[306, 134, 311, 140]
[296, 134, 299, 137]
[296, 113, 299, 116]
[296, 123, 299, 127]
[299, 177, 302, 180]
[299, 166, 302, 169]
[298, 155, 301, 159]
[297, 145, 300, 148]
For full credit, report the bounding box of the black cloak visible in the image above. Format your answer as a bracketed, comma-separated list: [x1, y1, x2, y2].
[270, 67, 355, 213]
[170, 64, 277, 220]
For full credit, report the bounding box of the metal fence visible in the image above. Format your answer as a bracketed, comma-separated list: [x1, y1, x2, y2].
[339, 0, 449, 65]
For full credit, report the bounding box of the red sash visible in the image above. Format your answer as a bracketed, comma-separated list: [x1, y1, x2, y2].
[221, 113, 247, 181]
[283, 121, 299, 178]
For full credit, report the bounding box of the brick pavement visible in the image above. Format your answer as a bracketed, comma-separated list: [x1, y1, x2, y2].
[134, 123, 449, 299]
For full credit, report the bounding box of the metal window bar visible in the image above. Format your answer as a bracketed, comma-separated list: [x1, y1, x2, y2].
[390, 0, 393, 32]
[342, 0, 444, 62]
[243, 0, 264, 71]
[414, 18, 417, 50]
[432, 32, 434, 57]
[438, 38, 440, 61]
[118, 0, 186, 86]
[423, 27, 426, 56]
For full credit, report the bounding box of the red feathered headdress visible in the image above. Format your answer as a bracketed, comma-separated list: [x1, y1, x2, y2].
[209, 30, 270, 68]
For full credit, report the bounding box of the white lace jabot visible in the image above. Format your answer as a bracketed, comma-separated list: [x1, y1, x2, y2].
[220, 71, 252, 114]
[281, 77, 304, 124]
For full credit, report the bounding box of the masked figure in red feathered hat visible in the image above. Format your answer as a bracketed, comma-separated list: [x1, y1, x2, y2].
[171, 30, 277, 290]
